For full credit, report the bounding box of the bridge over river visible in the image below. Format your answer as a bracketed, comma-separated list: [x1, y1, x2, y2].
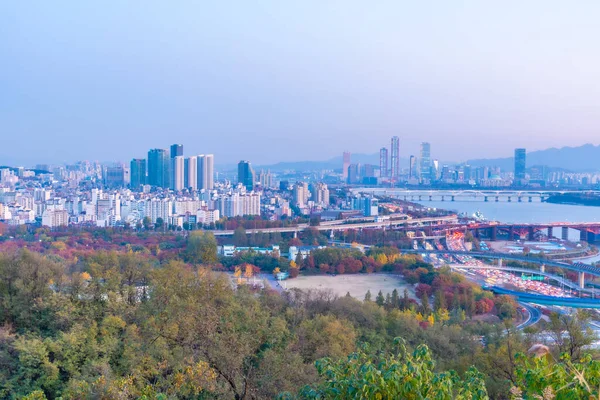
[351, 188, 600, 203]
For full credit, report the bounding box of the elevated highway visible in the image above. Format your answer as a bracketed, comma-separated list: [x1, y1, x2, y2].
[402, 249, 600, 288]
[448, 264, 581, 291]
[210, 215, 458, 236]
[489, 286, 600, 309]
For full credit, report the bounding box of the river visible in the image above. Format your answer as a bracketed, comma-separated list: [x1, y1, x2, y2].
[419, 200, 600, 224]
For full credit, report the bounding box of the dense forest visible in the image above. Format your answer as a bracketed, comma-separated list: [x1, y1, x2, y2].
[0, 229, 599, 399]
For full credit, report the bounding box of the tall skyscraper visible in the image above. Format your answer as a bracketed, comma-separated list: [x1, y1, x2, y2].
[342, 151, 351, 180]
[379, 147, 388, 177]
[390, 136, 400, 179]
[409, 155, 416, 179]
[463, 164, 472, 182]
[204, 154, 214, 190]
[170, 144, 183, 158]
[171, 156, 185, 191]
[419, 142, 431, 181]
[514, 148, 526, 180]
[347, 163, 360, 184]
[238, 160, 255, 191]
[185, 156, 198, 190]
[103, 164, 125, 188]
[197, 154, 215, 190]
[148, 149, 169, 188]
[130, 158, 146, 189]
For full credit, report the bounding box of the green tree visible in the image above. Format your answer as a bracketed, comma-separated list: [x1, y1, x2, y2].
[434, 289, 446, 311]
[375, 290, 385, 306]
[547, 310, 596, 361]
[390, 289, 399, 309]
[364, 290, 372, 302]
[142, 217, 152, 230]
[296, 339, 488, 399]
[184, 231, 218, 265]
[510, 345, 600, 399]
[233, 226, 248, 247]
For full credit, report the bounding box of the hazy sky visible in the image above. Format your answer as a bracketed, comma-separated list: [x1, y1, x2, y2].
[2, 1, 599, 166]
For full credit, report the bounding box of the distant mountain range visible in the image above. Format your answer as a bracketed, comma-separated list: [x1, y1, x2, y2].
[467, 144, 600, 172]
[252, 153, 393, 172]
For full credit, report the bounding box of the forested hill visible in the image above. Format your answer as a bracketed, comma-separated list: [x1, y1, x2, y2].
[0, 229, 598, 399]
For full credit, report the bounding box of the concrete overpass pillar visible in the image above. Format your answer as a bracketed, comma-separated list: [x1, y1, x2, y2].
[579, 229, 587, 242]
[293, 230, 298, 239]
[451, 195, 455, 201]
[495, 196, 499, 202]
[497, 258, 503, 267]
[418, 195, 422, 201]
[540, 264, 545, 273]
[529, 196, 533, 202]
[562, 226, 569, 241]
[579, 271, 585, 289]
[490, 226, 497, 241]
[484, 196, 488, 202]
[441, 196, 444, 201]
[509, 226, 515, 241]
[528, 226, 535, 241]
[547, 227, 553, 238]
[429, 195, 432, 201]
[518, 196, 522, 202]
[474, 228, 480, 239]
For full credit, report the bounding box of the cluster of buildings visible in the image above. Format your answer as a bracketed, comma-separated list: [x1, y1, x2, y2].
[0, 183, 264, 229]
[7, 140, 600, 231]
[343, 138, 436, 185]
[344, 142, 581, 188]
[125, 144, 214, 191]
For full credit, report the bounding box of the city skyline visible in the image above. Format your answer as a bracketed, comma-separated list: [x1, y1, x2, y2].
[3, 2, 600, 166]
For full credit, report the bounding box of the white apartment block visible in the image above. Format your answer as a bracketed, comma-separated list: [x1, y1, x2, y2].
[41, 209, 69, 228]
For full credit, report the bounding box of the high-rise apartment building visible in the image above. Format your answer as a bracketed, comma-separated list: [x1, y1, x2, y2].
[216, 193, 261, 217]
[185, 156, 198, 190]
[514, 148, 526, 180]
[130, 159, 146, 189]
[103, 164, 125, 188]
[293, 182, 309, 207]
[171, 156, 185, 191]
[310, 183, 330, 206]
[147, 149, 170, 188]
[258, 170, 273, 188]
[238, 160, 255, 191]
[204, 154, 214, 190]
[197, 154, 215, 190]
[170, 144, 183, 158]
[342, 151, 351, 180]
[390, 136, 400, 179]
[379, 148, 388, 177]
[418, 142, 431, 181]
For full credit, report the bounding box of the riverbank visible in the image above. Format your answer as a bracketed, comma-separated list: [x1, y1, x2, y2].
[544, 193, 600, 207]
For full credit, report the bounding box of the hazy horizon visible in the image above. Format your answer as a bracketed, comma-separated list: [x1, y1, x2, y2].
[2, 1, 599, 166]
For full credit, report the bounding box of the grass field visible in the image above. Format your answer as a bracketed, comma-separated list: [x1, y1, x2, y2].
[283, 273, 414, 300]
